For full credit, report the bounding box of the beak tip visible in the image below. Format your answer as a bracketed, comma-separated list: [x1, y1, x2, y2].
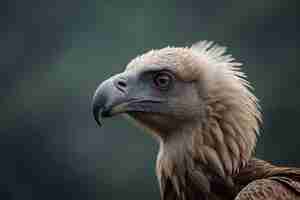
[92, 105, 103, 127]
[95, 116, 102, 127]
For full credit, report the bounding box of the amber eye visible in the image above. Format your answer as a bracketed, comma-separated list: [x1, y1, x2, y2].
[153, 71, 173, 90]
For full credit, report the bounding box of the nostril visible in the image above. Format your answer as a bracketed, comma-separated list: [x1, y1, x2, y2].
[114, 78, 128, 93]
[117, 80, 127, 88]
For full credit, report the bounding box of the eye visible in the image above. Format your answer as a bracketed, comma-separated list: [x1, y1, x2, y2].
[153, 71, 173, 90]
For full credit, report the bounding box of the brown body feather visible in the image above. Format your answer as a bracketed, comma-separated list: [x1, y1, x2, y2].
[235, 158, 300, 199]
[158, 156, 300, 200]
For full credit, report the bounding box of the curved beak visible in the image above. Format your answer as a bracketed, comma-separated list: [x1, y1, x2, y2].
[92, 74, 128, 127]
[92, 72, 165, 127]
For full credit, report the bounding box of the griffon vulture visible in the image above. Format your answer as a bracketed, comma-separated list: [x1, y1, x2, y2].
[92, 41, 300, 200]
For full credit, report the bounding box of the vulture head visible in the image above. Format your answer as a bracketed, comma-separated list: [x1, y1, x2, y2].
[92, 41, 262, 199]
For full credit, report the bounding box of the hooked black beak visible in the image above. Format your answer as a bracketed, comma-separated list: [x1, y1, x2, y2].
[92, 74, 129, 127]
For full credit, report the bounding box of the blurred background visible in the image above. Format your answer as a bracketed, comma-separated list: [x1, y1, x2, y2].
[1, 0, 299, 199]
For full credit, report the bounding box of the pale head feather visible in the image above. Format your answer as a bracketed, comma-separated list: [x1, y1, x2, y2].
[125, 41, 262, 179]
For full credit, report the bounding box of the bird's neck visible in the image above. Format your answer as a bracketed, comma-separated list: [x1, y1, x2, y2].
[156, 119, 252, 200]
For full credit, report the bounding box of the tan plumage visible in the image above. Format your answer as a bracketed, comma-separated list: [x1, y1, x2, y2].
[92, 41, 300, 200]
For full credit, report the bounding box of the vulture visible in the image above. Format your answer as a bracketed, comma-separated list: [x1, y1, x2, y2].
[92, 41, 300, 200]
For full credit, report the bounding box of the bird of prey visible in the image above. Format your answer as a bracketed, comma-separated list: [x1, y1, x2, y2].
[92, 41, 300, 200]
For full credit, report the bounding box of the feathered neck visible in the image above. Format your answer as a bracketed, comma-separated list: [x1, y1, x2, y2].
[156, 108, 257, 199]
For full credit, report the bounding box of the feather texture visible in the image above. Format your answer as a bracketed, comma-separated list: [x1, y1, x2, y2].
[122, 41, 299, 199]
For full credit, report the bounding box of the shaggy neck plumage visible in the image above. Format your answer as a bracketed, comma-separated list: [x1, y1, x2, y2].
[156, 99, 259, 199]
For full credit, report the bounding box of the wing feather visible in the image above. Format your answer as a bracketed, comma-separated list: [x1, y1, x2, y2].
[235, 178, 299, 200]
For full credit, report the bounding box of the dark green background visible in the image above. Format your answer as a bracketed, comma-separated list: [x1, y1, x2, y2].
[1, 0, 299, 199]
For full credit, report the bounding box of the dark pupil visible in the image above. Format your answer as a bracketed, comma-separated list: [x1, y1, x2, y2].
[157, 75, 169, 86]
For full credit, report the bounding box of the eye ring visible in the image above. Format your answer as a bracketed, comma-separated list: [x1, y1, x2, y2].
[153, 71, 174, 90]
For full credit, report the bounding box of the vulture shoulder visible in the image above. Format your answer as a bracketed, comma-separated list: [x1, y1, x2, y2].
[236, 178, 299, 200]
[235, 158, 300, 200]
